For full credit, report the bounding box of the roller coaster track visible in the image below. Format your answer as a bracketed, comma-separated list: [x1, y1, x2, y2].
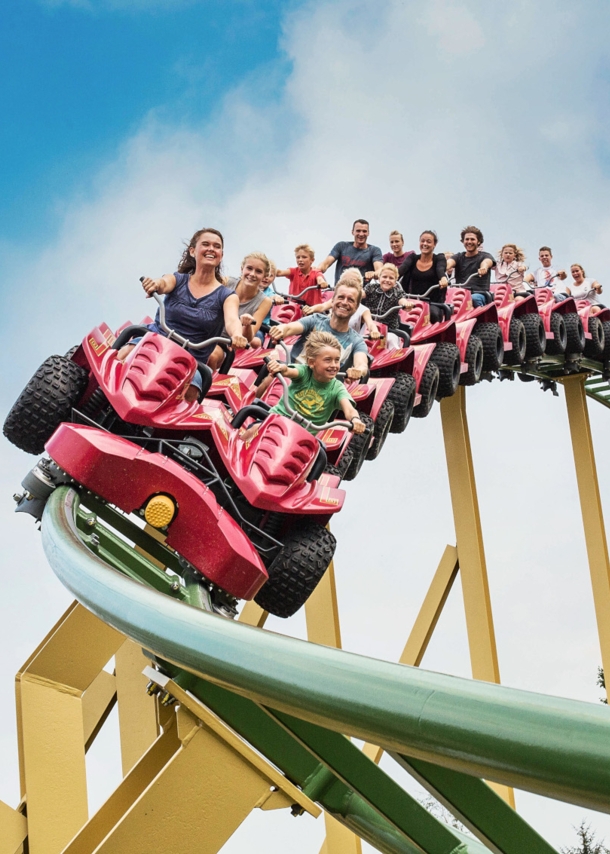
[3, 354, 610, 854]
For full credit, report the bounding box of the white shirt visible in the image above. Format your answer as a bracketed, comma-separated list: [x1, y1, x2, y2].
[570, 278, 601, 304]
[531, 265, 564, 294]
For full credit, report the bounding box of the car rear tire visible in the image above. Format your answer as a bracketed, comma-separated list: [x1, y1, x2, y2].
[254, 523, 336, 618]
[564, 313, 585, 354]
[460, 334, 484, 386]
[4, 355, 89, 454]
[546, 312, 567, 355]
[584, 316, 605, 360]
[476, 322, 504, 372]
[366, 399, 394, 461]
[522, 313, 546, 358]
[343, 413, 374, 481]
[412, 361, 440, 418]
[386, 372, 416, 433]
[505, 317, 527, 365]
[430, 342, 461, 399]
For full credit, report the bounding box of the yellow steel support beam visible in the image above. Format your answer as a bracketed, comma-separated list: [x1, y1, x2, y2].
[440, 387, 514, 807]
[306, 561, 363, 854]
[0, 800, 27, 854]
[363, 545, 459, 764]
[562, 375, 610, 699]
[239, 600, 269, 628]
[114, 640, 159, 775]
[82, 669, 116, 751]
[15, 602, 124, 854]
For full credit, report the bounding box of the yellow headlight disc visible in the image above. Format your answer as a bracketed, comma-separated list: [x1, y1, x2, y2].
[144, 495, 176, 528]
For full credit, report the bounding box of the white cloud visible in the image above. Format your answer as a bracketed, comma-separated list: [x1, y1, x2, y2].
[3, 0, 610, 849]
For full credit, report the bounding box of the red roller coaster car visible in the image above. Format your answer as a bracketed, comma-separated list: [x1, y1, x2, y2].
[5, 294, 351, 619]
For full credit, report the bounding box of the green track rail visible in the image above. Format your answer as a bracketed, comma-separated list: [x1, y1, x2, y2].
[39, 484, 610, 854]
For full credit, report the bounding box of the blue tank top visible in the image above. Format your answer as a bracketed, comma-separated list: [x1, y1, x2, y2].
[148, 273, 234, 362]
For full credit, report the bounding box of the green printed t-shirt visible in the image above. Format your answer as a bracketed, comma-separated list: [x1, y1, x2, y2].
[271, 364, 353, 433]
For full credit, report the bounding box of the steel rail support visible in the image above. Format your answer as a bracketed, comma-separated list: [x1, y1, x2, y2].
[306, 562, 364, 854]
[562, 374, 610, 698]
[440, 387, 514, 807]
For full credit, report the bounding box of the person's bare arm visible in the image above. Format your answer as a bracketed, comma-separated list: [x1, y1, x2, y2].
[317, 255, 336, 275]
[222, 294, 248, 348]
[276, 268, 291, 278]
[592, 279, 603, 293]
[246, 297, 273, 336]
[346, 351, 369, 380]
[266, 359, 300, 379]
[303, 298, 332, 316]
[478, 258, 494, 276]
[141, 274, 177, 296]
[269, 320, 305, 341]
[360, 307, 380, 339]
[445, 257, 456, 273]
[339, 398, 365, 433]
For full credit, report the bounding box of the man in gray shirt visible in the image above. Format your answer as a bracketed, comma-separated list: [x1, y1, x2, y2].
[317, 219, 383, 285]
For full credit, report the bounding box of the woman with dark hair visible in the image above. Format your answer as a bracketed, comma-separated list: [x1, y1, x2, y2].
[117, 228, 247, 400]
[398, 231, 449, 323]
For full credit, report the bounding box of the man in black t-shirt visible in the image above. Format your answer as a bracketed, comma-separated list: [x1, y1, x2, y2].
[317, 219, 383, 285]
[446, 226, 495, 307]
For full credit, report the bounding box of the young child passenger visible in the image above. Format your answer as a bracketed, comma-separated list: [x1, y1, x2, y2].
[276, 244, 328, 306]
[495, 244, 529, 298]
[265, 330, 366, 434]
[256, 259, 282, 344]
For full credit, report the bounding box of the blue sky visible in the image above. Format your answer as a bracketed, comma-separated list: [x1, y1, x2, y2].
[0, 0, 291, 238]
[2, 2, 610, 851]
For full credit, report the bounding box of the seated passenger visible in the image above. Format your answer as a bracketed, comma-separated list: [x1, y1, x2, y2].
[383, 230, 414, 268]
[445, 226, 494, 308]
[524, 246, 568, 295]
[566, 264, 604, 305]
[303, 268, 382, 341]
[265, 331, 365, 435]
[495, 244, 529, 298]
[399, 230, 449, 322]
[268, 271, 370, 380]
[117, 227, 247, 401]
[209, 252, 274, 365]
[256, 259, 282, 344]
[276, 244, 328, 307]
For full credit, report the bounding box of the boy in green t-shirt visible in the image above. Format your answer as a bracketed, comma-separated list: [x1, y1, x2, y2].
[266, 330, 365, 435]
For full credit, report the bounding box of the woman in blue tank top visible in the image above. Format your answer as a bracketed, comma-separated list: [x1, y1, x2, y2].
[117, 228, 247, 401]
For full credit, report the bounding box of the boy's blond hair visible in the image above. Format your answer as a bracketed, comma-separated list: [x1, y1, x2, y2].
[304, 330, 342, 363]
[295, 243, 315, 260]
[241, 252, 271, 277]
[378, 262, 399, 280]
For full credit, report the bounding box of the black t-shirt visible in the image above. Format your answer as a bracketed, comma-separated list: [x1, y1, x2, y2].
[451, 251, 495, 292]
[399, 253, 447, 303]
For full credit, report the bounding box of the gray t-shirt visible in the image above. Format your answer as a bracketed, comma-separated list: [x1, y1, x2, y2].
[329, 241, 383, 285]
[223, 276, 267, 334]
[290, 314, 369, 369]
[450, 251, 496, 292]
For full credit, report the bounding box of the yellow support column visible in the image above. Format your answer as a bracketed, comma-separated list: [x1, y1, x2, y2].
[0, 800, 27, 854]
[440, 387, 514, 807]
[563, 375, 610, 696]
[115, 640, 160, 776]
[15, 603, 124, 854]
[306, 561, 363, 854]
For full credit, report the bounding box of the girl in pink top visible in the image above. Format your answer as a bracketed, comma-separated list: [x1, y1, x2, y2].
[495, 244, 529, 297]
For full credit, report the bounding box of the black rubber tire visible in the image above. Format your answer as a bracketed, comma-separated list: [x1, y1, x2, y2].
[459, 334, 484, 386]
[412, 361, 440, 418]
[518, 373, 536, 383]
[584, 316, 605, 360]
[343, 413, 374, 481]
[323, 461, 345, 479]
[547, 312, 567, 355]
[386, 372, 416, 433]
[254, 523, 336, 618]
[366, 399, 394, 461]
[564, 313, 585, 354]
[504, 317, 527, 365]
[476, 322, 504, 372]
[602, 321, 610, 361]
[4, 355, 89, 454]
[522, 313, 546, 358]
[64, 344, 80, 360]
[430, 342, 461, 399]
[324, 450, 352, 480]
